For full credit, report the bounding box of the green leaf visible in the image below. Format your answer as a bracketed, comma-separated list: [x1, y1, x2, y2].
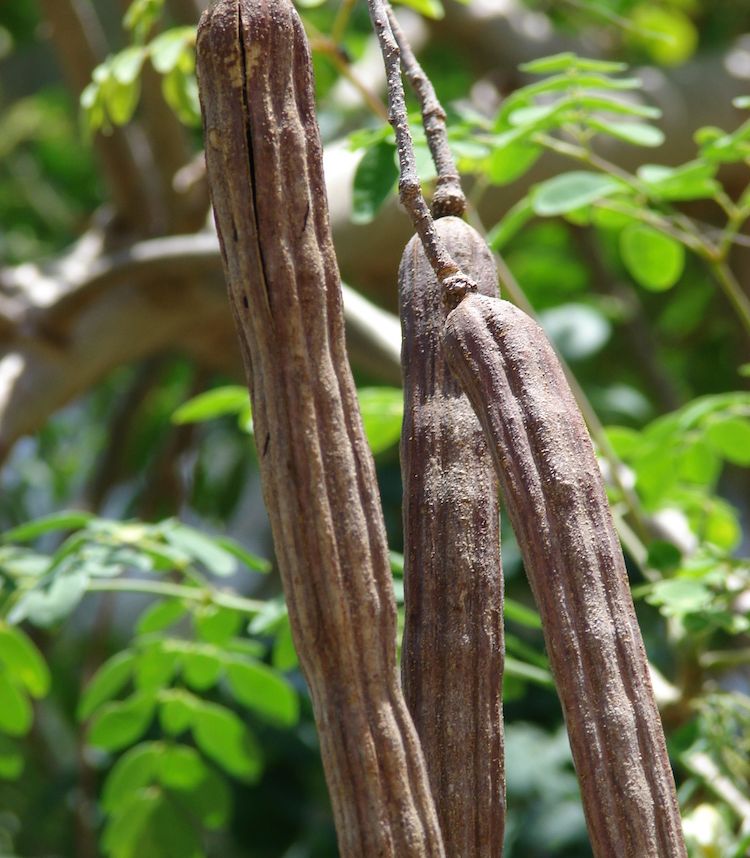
[79, 651, 136, 720]
[734, 96, 750, 110]
[193, 605, 243, 645]
[134, 645, 179, 691]
[157, 744, 206, 791]
[158, 690, 199, 736]
[351, 139, 399, 225]
[629, 5, 698, 67]
[619, 224, 685, 291]
[210, 535, 271, 574]
[505, 656, 554, 687]
[576, 94, 661, 119]
[272, 620, 298, 672]
[508, 102, 566, 128]
[102, 742, 161, 812]
[0, 672, 32, 736]
[637, 161, 719, 201]
[173, 765, 231, 829]
[0, 624, 50, 697]
[703, 499, 741, 550]
[587, 119, 664, 147]
[161, 66, 200, 127]
[678, 439, 720, 486]
[646, 541, 682, 573]
[149, 27, 193, 74]
[487, 141, 541, 186]
[0, 734, 23, 779]
[191, 702, 262, 781]
[124, 0, 166, 42]
[389, 551, 404, 576]
[394, 0, 445, 19]
[181, 649, 222, 691]
[0, 546, 50, 578]
[148, 794, 203, 858]
[646, 579, 713, 616]
[248, 598, 288, 636]
[163, 522, 237, 577]
[172, 386, 248, 425]
[505, 598, 542, 629]
[520, 53, 627, 75]
[111, 46, 146, 85]
[10, 571, 89, 627]
[357, 387, 403, 455]
[136, 599, 188, 636]
[705, 418, 750, 466]
[225, 660, 299, 727]
[605, 426, 642, 458]
[487, 197, 534, 251]
[500, 74, 641, 121]
[102, 68, 141, 126]
[2, 511, 93, 543]
[532, 172, 621, 216]
[88, 693, 156, 751]
[101, 787, 160, 857]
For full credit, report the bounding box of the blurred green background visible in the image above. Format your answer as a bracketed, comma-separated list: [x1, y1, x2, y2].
[1, 0, 750, 856]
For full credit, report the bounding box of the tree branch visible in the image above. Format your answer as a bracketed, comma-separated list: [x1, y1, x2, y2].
[385, 7, 465, 218]
[0, 232, 402, 464]
[366, 0, 476, 306]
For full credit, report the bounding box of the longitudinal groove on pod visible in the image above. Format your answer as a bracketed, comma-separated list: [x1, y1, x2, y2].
[400, 217, 505, 857]
[444, 293, 687, 858]
[196, 1, 446, 855]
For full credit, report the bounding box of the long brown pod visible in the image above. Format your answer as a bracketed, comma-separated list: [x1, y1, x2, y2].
[196, 2, 445, 855]
[444, 293, 687, 858]
[400, 218, 505, 856]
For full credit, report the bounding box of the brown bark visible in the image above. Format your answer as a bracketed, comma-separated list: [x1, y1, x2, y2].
[400, 218, 505, 856]
[196, 1, 444, 855]
[444, 293, 687, 858]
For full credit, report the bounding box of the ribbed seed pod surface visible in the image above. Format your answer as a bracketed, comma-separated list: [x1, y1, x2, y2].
[444, 293, 686, 858]
[401, 217, 505, 856]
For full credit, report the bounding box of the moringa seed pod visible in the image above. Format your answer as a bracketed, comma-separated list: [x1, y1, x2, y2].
[400, 217, 505, 857]
[444, 293, 687, 858]
[196, 2, 445, 855]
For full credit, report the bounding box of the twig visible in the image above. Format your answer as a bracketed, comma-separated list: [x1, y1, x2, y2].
[0, 232, 403, 464]
[684, 751, 750, 833]
[332, 0, 358, 46]
[306, 23, 389, 121]
[385, 6, 465, 217]
[365, 0, 476, 306]
[711, 260, 750, 345]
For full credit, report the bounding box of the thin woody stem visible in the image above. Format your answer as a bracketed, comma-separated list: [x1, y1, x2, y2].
[385, 6, 466, 218]
[365, 0, 476, 305]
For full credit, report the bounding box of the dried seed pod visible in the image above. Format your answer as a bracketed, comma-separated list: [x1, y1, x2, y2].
[444, 293, 687, 858]
[196, 2, 444, 855]
[400, 217, 505, 857]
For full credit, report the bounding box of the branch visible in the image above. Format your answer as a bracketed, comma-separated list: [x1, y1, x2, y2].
[684, 751, 750, 833]
[0, 232, 402, 463]
[385, 7, 465, 218]
[366, 0, 476, 307]
[115, 0, 208, 233]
